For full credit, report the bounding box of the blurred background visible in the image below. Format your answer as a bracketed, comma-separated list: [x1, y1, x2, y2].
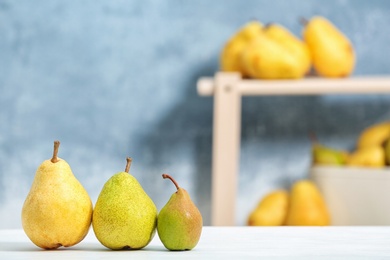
[1, 0, 390, 227]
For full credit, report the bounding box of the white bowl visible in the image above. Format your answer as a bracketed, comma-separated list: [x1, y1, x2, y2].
[310, 166, 390, 225]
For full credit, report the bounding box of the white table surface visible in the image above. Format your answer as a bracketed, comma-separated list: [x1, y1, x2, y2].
[1, 227, 390, 259]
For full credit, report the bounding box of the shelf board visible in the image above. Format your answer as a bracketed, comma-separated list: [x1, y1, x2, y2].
[197, 75, 390, 96]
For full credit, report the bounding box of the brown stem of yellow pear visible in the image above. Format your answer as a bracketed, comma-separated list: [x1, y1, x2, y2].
[162, 174, 180, 191]
[299, 17, 308, 26]
[51, 140, 60, 163]
[264, 22, 274, 29]
[125, 157, 132, 173]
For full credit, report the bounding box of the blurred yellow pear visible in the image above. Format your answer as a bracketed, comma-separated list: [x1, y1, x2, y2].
[347, 146, 385, 168]
[247, 190, 289, 226]
[302, 16, 355, 78]
[220, 21, 263, 76]
[357, 121, 390, 149]
[264, 23, 311, 76]
[285, 180, 330, 226]
[241, 33, 303, 79]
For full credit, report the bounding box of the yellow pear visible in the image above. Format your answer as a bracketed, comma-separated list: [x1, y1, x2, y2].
[357, 121, 390, 149]
[241, 29, 307, 80]
[302, 16, 355, 78]
[285, 180, 330, 226]
[384, 139, 390, 165]
[347, 146, 385, 168]
[247, 190, 289, 226]
[22, 141, 93, 249]
[264, 23, 311, 76]
[220, 21, 263, 76]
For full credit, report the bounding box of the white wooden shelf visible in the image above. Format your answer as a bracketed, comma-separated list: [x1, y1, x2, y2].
[197, 72, 390, 226]
[198, 74, 390, 96]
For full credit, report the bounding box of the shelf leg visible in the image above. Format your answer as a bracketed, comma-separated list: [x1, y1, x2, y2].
[211, 72, 241, 226]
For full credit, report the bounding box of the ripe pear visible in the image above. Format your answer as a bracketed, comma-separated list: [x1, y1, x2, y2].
[264, 23, 311, 76]
[157, 174, 203, 251]
[384, 139, 390, 165]
[92, 157, 157, 250]
[302, 16, 355, 78]
[21, 141, 93, 249]
[285, 180, 330, 226]
[241, 27, 307, 80]
[247, 190, 289, 226]
[357, 121, 390, 149]
[220, 21, 263, 76]
[347, 146, 385, 168]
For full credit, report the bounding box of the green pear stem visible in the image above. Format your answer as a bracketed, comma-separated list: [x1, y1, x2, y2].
[162, 174, 180, 191]
[51, 140, 60, 163]
[125, 157, 132, 173]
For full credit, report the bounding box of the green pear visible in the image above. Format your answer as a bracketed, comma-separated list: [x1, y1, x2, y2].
[21, 140, 93, 249]
[310, 134, 349, 166]
[312, 142, 349, 166]
[157, 174, 202, 251]
[92, 157, 157, 250]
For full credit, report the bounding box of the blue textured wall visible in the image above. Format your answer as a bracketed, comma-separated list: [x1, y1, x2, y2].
[1, 0, 390, 227]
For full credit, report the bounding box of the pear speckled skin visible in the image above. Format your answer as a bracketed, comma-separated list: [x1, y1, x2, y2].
[92, 160, 157, 250]
[157, 174, 202, 251]
[21, 141, 93, 249]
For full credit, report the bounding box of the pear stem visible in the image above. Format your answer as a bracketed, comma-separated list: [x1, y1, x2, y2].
[309, 132, 319, 144]
[299, 17, 308, 26]
[125, 157, 132, 173]
[264, 22, 274, 29]
[51, 140, 60, 163]
[162, 174, 180, 191]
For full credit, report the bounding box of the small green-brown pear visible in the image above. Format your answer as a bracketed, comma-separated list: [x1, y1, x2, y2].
[157, 174, 203, 251]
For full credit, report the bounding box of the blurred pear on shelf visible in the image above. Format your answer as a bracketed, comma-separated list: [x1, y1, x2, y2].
[241, 24, 309, 79]
[285, 180, 330, 226]
[384, 139, 390, 165]
[312, 141, 349, 166]
[220, 21, 263, 77]
[357, 121, 390, 149]
[247, 190, 289, 226]
[345, 121, 390, 168]
[264, 23, 311, 76]
[301, 16, 355, 78]
[347, 146, 386, 168]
